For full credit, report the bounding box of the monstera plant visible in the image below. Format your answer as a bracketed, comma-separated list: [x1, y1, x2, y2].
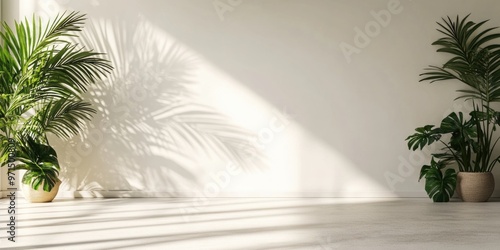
[406, 14, 500, 202]
[0, 12, 112, 201]
[406, 111, 479, 202]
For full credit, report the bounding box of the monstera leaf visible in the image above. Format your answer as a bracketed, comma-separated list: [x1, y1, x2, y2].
[419, 158, 457, 202]
[440, 112, 476, 151]
[406, 125, 442, 151]
[13, 136, 60, 192]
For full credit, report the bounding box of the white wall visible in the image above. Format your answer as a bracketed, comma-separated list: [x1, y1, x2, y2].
[4, 0, 500, 198]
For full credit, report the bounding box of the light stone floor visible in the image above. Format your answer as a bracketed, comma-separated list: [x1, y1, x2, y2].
[1, 197, 500, 250]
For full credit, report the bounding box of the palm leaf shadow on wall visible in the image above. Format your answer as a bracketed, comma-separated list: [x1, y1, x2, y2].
[57, 18, 268, 195]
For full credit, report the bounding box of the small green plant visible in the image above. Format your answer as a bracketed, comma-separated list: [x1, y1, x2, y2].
[406, 111, 476, 201]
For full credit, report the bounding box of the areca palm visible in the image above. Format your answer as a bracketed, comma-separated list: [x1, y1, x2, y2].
[419, 15, 500, 173]
[0, 11, 112, 192]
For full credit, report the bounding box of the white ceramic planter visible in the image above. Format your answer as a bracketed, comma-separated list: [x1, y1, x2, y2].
[22, 181, 61, 203]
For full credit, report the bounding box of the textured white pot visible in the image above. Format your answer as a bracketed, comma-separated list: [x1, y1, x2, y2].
[22, 181, 61, 203]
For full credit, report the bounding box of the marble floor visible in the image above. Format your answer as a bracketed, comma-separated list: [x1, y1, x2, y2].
[0, 197, 499, 249]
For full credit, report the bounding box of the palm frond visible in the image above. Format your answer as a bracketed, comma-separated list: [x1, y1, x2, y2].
[21, 98, 95, 141]
[0, 11, 111, 141]
[420, 15, 500, 103]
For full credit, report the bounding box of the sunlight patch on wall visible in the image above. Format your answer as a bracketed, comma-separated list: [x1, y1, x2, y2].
[192, 56, 391, 197]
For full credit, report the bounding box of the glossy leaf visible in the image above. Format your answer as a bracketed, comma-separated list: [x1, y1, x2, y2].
[422, 159, 457, 202]
[406, 125, 441, 151]
[15, 135, 60, 191]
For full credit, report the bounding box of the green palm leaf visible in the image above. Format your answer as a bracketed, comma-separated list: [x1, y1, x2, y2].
[421, 15, 500, 103]
[21, 98, 95, 140]
[0, 11, 111, 141]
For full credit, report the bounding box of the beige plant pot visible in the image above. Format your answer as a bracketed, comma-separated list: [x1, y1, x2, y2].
[456, 172, 495, 202]
[22, 181, 61, 203]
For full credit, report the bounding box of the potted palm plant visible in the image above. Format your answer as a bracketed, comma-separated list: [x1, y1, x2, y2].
[0, 12, 112, 202]
[406, 15, 500, 202]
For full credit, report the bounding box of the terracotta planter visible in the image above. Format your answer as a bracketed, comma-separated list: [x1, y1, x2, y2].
[456, 172, 495, 202]
[22, 181, 61, 203]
